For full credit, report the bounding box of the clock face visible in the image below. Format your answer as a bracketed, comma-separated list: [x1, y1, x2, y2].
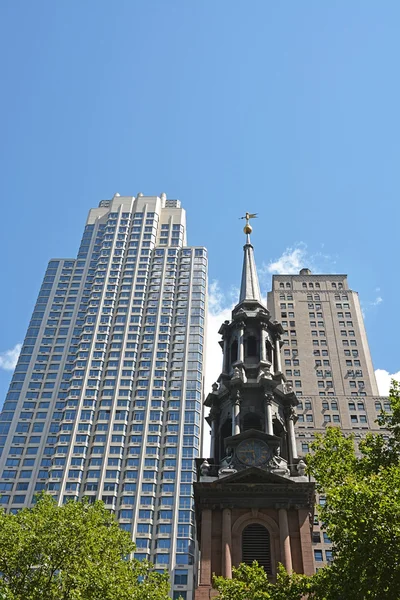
[236, 439, 271, 467]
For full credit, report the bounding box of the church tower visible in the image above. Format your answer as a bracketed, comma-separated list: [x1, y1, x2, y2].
[194, 216, 315, 600]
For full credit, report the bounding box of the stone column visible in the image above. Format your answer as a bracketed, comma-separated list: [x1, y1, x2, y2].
[232, 391, 241, 436]
[238, 322, 245, 363]
[223, 336, 229, 373]
[210, 418, 216, 458]
[260, 326, 267, 362]
[287, 408, 298, 460]
[265, 394, 274, 435]
[222, 508, 232, 578]
[269, 342, 275, 372]
[298, 508, 315, 576]
[278, 508, 293, 573]
[199, 509, 212, 585]
[275, 338, 282, 373]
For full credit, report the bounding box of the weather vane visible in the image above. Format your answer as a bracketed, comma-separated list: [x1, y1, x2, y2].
[239, 212, 258, 235]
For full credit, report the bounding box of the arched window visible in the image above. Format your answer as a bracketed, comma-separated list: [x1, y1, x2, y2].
[243, 413, 262, 432]
[246, 336, 257, 357]
[242, 524, 271, 574]
[230, 339, 238, 365]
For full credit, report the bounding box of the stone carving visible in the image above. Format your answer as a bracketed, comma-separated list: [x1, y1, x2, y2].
[264, 393, 273, 406]
[258, 363, 272, 382]
[272, 445, 281, 465]
[233, 389, 241, 405]
[232, 366, 245, 382]
[270, 445, 290, 477]
[218, 466, 237, 478]
[212, 382, 219, 393]
[233, 366, 242, 379]
[297, 459, 306, 477]
[200, 459, 210, 476]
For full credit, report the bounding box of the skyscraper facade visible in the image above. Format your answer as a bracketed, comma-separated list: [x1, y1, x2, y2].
[0, 193, 207, 600]
[267, 270, 386, 567]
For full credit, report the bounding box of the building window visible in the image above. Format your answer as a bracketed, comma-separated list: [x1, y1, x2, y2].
[325, 550, 333, 563]
[242, 524, 271, 574]
[314, 549, 323, 562]
[174, 570, 188, 585]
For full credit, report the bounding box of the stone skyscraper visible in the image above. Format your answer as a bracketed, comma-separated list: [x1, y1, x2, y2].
[0, 193, 207, 600]
[267, 270, 386, 566]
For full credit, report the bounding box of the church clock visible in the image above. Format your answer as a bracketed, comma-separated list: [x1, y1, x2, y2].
[236, 439, 271, 467]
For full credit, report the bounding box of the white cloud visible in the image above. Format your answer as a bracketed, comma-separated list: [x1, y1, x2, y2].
[261, 243, 337, 279]
[372, 296, 383, 306]
[362, 295, 383, 318]
[375, 369, 400, 396]
[265, 245, 309, 275]
[0, 343, 21, 371]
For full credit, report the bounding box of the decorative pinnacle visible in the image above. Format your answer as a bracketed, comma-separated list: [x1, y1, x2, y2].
[238, 212, 262, 303]
[239, 212, 258, 235]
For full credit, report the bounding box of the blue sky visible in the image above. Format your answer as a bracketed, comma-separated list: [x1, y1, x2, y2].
[0, 1, 399, 404]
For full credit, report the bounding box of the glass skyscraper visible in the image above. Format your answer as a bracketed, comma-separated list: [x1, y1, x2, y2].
[0, 193, 207, 600]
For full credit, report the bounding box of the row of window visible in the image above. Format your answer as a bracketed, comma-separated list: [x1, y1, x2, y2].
[279, 281, 344, 290]
[314, 549, 333, 563]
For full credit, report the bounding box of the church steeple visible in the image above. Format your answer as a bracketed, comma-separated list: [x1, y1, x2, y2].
[237, 212, 262, 305]
[193, 214, 315, 598]
[239, 235, 262, 304]
[204, 214, 297, 462]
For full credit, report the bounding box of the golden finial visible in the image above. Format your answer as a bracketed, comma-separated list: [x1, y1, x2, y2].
[239, 212, 258, 234]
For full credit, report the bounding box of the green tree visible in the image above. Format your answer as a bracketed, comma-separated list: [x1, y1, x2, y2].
[0, 494, 170, 600]
[306, 380, 400, 600]
[213, 562, 312, 600]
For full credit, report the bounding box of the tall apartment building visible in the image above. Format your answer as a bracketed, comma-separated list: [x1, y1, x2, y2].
[267, 269, 387, 567]
[0, 193, 207, 600]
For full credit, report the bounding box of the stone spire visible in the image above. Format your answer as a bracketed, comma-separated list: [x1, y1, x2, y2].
[239, 232, 262, 304]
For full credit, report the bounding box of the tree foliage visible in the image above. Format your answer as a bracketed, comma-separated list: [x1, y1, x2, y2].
[0, 494, 170, 600]
[213, 562, 311, 600]
[306, 380, 400, 599]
